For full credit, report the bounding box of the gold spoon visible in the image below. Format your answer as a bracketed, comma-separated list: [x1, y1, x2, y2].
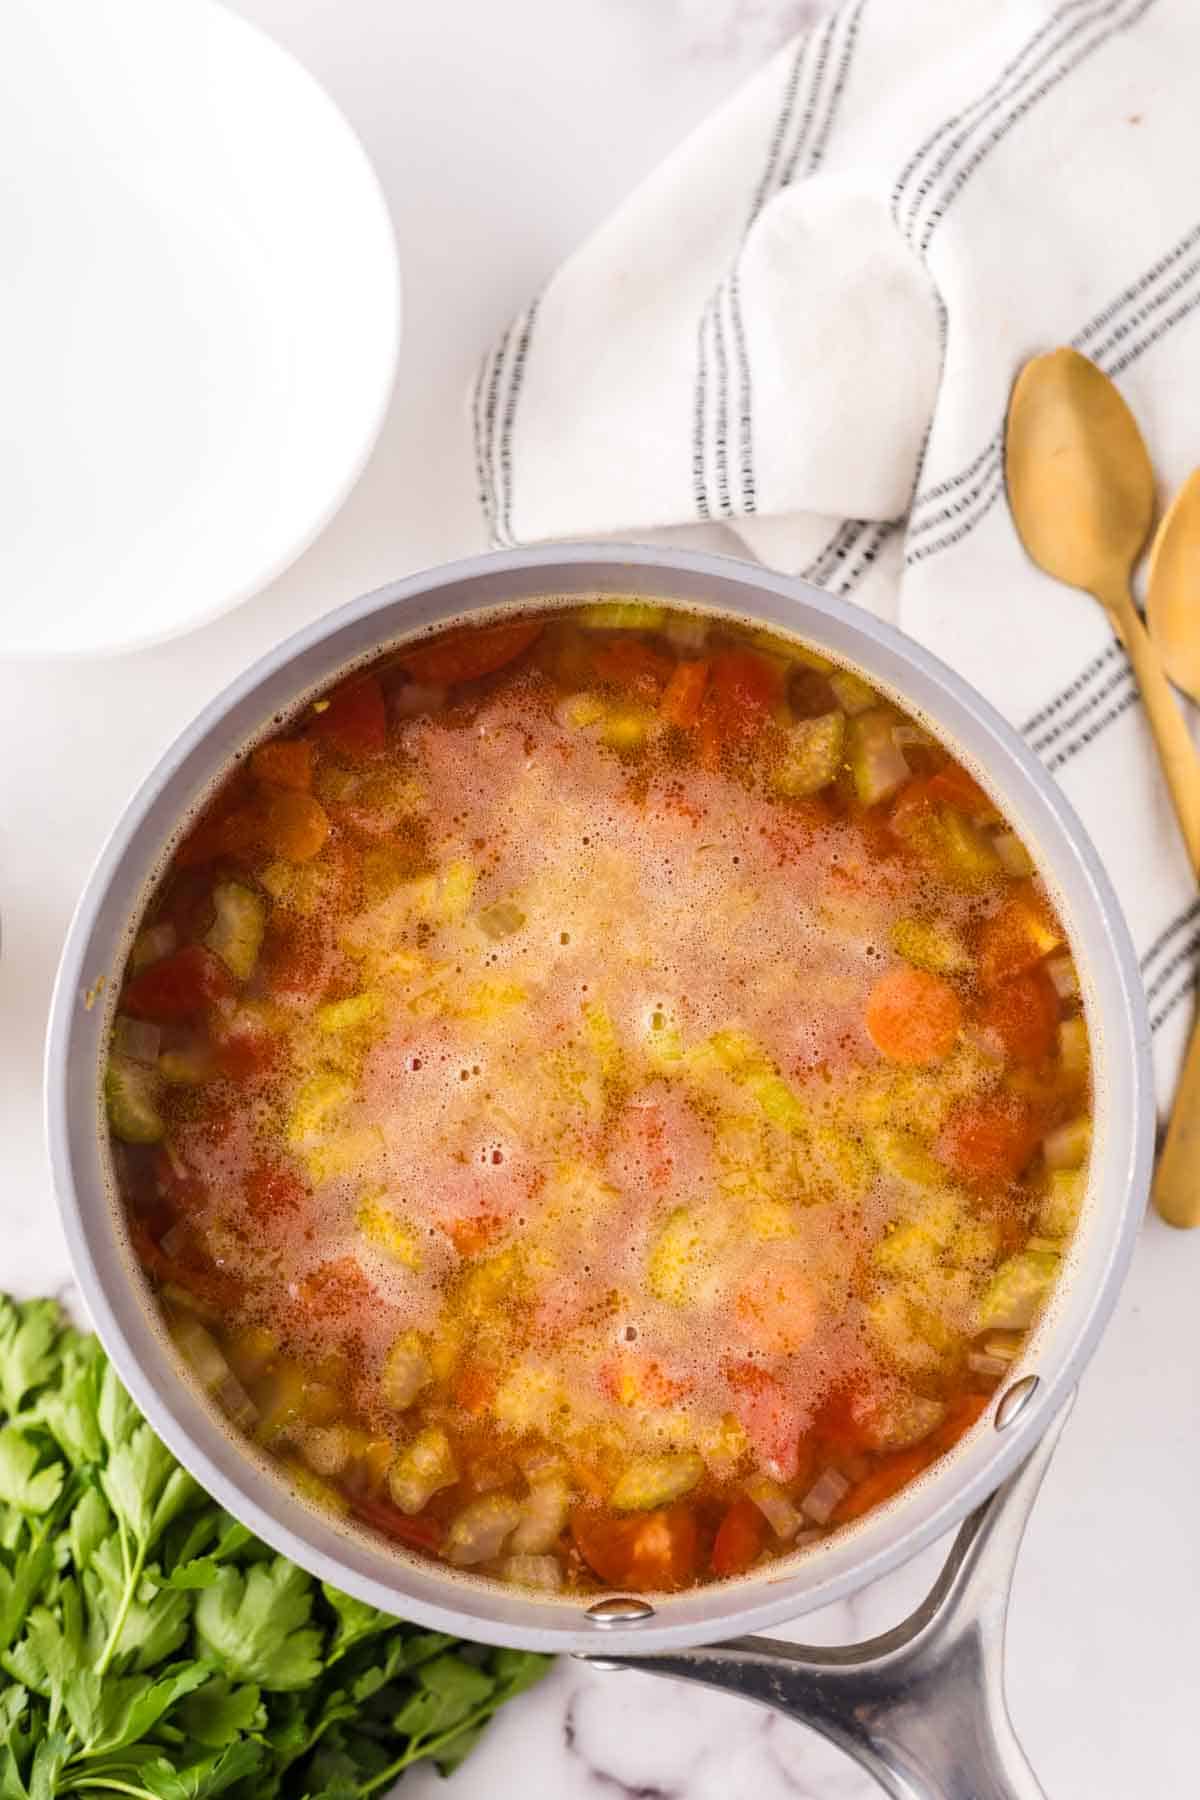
[1006, 347, 1200, 872]
[1006, 348, 1200, 1229]
[1143, 470, 1200, 1226]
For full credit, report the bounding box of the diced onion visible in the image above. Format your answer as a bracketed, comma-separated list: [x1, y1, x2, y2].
[793, 1528, 824, 1550]
[744, 1476, 802, 1541]
[215, 1372, 259, 1429]
[1045, 954, 1081, 1000]
[381, 1332, 432, 1409]
[303, 1425, 352, 1477]
[891, 723, 936, 749]
[501, 1553, 563, 1592]
[662, 616, 710, 653]
[982, 1332, 1022, 1362]
[391, 681, 447, 719]
[991, 831, 1035, 878]
[511, 1474, 571, 1554]
[160, 1223, 190, 1258]
[446, 1495, 522, 1566]
[801, 1467, 850, 1526]
[967, 1351, 1010, 1382]
[130, 922, 177, 974]
[1026, 1236, 1061, 1255]
[171, 1317, 231, 1392]
[113, 1016, 161, 1066]
[160, 1282, 219, 1324]
[478, 900, 526, 940]
[1042, 1116, 1091, 1170]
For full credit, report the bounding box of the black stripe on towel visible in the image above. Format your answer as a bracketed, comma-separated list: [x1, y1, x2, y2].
[494, 298, 540, 548]
[1140, 900, 1200, 977]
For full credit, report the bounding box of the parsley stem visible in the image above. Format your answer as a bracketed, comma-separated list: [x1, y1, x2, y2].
[354, 1701, 498, 1797]
[94, 1537, 147, 1679]
[60, 1781, 160, 1799]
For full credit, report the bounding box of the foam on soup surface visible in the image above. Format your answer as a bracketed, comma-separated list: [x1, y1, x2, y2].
[105, 603, 1091, 1594]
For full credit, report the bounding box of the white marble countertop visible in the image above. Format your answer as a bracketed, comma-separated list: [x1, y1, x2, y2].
[2, 2, 1197, 1794]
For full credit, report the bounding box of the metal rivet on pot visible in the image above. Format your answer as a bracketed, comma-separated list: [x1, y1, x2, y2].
[573, 1655, 629, 1671]
[585, 1596, 656, 1625]
[995, 1373, 1040, 1430]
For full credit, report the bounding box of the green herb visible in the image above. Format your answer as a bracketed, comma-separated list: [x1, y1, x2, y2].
[0, 1295, 547, 1798]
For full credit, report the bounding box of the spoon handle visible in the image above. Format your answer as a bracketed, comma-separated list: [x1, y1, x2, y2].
[1100, 583, 1200, 1224]
[1102, 584, 1200, 872]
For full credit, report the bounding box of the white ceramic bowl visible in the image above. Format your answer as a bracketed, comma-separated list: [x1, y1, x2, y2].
[0, 0, 400, 656]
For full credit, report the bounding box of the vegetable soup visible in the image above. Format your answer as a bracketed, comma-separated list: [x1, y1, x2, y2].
[106, 602, 1091, 1596]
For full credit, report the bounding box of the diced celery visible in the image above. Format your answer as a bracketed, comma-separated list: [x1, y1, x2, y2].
[829, 669, 878, 715]
[1059, 1017, 1089, 1079]
[436, 859, 477, 923]
[462, 977, 526, 1021]
[388, 1426, 457, 1514]
[697, 1412, 750, 1478]
[873, 1192, 961, 1279]
[992, 831, 1035, 878]
[977, 1249, 1059, 1330]
[286, 1072, 353, 1147]
[745, 1197, 798, 1241]
[578, 601, 667, 630]
[105, 1055, 164, 1144]
[1043, 1116, 1091, 1170]
[1039, 1168, 1085, 1238]
[158, 1046, 213, 1086]
[773, 712, 846, 797]
[477, 899, 526, 939]
[205, 882, 266, 981]
[871, 1127, 946, 1189]
[582, 999, 622, 1083]
[557, 692, 607, 730]
[303, 1125, 384, 1184]
[865, 1289, 953, 1371]
[891, 917, 970, 976]
[647, 1207, 709, 1305]
[847, 710, 910, 805]
[358, 1190, 422, 1269]
[602, 707, 651, 753]
[936, 809, 1003, 887]
[745, 1069, 807, 1132]
[381, 1330, 432, 1409]
[954, 1216, 1001, 1268]
[610, 1452, 704, 1511]
[315, 990, 384, 1036]
[130, 921, 177, 974]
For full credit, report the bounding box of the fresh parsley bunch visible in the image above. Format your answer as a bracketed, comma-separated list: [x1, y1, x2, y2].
[0, 1296, 546, 1799]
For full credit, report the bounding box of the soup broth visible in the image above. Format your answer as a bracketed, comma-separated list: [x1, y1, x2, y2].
[106, 602, 1091, 1595]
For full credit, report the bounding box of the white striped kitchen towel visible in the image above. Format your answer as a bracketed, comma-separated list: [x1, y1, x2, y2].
[473, 0, 1200, 1112]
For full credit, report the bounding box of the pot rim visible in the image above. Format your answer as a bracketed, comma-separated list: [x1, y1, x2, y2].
[45, 542, 1153, 1656]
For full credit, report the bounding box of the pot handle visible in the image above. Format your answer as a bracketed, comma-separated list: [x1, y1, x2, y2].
[582, 1393, 1073, 1800]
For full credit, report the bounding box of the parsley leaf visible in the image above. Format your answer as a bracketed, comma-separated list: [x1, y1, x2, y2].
[193, 1559, 323, 1692]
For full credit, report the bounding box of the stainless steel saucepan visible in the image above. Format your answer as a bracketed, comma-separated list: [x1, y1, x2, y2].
[47, 546, 1153, 1800]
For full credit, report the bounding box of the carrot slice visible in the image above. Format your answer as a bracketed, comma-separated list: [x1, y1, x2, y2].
[832, 1445, 934, 1524]
[925, 761, 996, 818]
[865, 966, 962, 1065]
[251, 739, 313, 792]
[976, 969, 1060, 1065]
[400, 618, 543, 686]
[591, 637, 674, 696]
[978, 885, 1061, 989]
[352, 1495, 444, 1554]
[711, 1494, 767, 1578]
[708, 649, 781, 745]
[660, 658, 710, 729]
[258, 787, 330, 862]
[572, 1504, 700, 1592]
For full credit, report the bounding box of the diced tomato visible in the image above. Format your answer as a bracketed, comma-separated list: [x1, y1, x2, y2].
[813, 1385, 875, 1460]
[978, 886, 1061, 990]
[261, 920, 332, 1000]
[697, 700, 723, 770]
[591, 638, 675, 698]
[572, 1503, 700, 1592]
[351, 1494, 445, 1554]
[454, 1360, 499, 1415]
[296, 1256, 375, 1322]
[313, 676, 388, 758]
[937, 1094, 1041, 1187]
[925, 761, 996, 818]
[599, 1351, 692, 1409]
[244, 1162, 307, 1221]
[734, 1262, 817, 1356]
[865, 965, 962, 1066]
[726, 1364, 805, 1482]
[832, 1444, 934, 1524]
[173, 782, 260, 870]
[976, 969, 1060, 1065]
[708, 649, 781, 745]
[660, 659, 710, 729]
[442, 1212, 504, 1258]
[711, 1494, 767, 1578]
[400, 618, 544, 687]
[250, 738, 314, 792]
[122, 945, 234, 1021]
[129, 1216, 241, 1310]
[889, 776, 936, 835]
